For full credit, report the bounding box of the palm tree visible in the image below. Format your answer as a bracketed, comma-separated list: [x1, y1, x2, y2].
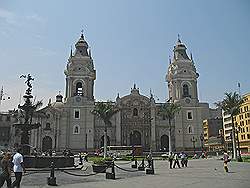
[215, 92, 243, 160]
[91, 101, 119, 158]
[159, 102, 181, 153]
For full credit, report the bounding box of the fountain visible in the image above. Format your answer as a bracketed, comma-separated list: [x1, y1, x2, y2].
[13, 74, 41, 155]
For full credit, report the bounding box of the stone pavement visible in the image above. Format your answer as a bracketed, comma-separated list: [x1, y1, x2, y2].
[14, 158, 250, 188]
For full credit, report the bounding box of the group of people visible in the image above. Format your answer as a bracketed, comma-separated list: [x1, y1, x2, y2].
[168, 152, 188, 169]
[0, 148, 25, 188]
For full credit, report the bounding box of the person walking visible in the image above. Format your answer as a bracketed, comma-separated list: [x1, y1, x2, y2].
[223, 150, 230, 173]
[184, 153, 188, 167]
[173, 153, 181, 168]
[180, 152, 185, 167]
[11, 148, 25, 188]
[0, 152, 12, 188]
[168, 152, 174, 169]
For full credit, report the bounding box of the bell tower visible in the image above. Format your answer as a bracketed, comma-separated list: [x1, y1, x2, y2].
[64, 33, 96, 102]
[166, 37, 199, 106]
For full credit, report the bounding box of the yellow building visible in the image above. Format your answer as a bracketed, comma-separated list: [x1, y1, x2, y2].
[235, 93, 250, 153]
[203, 118, 223, 151]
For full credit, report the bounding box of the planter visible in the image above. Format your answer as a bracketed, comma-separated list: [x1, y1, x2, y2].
[92, 164, 107, 173]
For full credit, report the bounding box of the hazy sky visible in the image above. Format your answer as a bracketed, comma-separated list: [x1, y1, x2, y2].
[0, 0, 249, 111]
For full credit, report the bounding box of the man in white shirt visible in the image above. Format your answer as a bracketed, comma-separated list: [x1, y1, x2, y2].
[11, 148, 26, 188]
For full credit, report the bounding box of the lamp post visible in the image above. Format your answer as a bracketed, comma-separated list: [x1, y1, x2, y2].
[191, 136, 197, 155]
[200, 133, 204, 152]
[235, 127, 242, 162]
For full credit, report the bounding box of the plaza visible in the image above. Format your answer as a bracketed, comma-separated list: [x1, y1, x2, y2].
[20, 158, 250, 188]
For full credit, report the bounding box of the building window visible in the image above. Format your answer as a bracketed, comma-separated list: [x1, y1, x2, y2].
[247, 134, 250, 139]
[183, 84, 190, 97]
[74, 109, 80, 119]
[75, 82, 83, 96]
[187, 110, 193, 120]
[73, 125, 80, 134]
[133, 108, 138, 116]
[187, 125, 193, 134]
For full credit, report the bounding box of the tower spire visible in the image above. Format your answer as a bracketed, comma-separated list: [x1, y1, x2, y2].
[70, 45, 73, 57]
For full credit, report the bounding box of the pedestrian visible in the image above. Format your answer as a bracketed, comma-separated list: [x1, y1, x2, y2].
[147, 152, 152, 168]
[223, 150, 230, 173]
[79, 152, 83, 165]
[180, 152, 185, 167]
[0, 152, 12, 188]
[11, 148, 26, 188]
[83, 153, 88, 162]
[168, 152, 174, 169]
[173, 153, 181, 168]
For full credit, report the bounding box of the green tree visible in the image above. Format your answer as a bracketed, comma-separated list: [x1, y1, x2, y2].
[215, 92, 243, 160]
[91, 101, 119, 158]
[159, 102, 181, 153]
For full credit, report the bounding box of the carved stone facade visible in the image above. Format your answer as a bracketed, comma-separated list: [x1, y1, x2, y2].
[29, 35, 216, 152]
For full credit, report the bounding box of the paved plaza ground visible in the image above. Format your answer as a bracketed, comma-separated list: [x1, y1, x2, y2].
[13, 158, 250, 188]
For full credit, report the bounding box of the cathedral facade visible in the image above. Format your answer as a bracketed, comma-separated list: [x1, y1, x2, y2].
[30, 34, 215, 152]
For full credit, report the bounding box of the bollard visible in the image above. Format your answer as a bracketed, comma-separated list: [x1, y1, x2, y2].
[138, 158, 145, 171]
[47, 162, 57, 186]
[131, 159, 137, 168]
[106, 161, 115, 179]
[146, 159, 154, 175]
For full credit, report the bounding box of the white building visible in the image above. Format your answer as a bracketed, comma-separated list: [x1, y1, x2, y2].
[28, 34, 217, 152]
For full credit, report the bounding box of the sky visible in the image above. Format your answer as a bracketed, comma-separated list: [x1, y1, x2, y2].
[0, 0, 249, 111]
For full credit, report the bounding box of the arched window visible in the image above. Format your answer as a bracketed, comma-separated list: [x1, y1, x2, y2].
[183, 84, 189, 97]
[133, 108, 138, 116]
[73, 125, 80, 134]
[76, 82, 83, 96]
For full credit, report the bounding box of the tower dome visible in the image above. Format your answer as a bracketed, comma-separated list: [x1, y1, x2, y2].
[173, 37, 190, 60]
[74, 33, 89, 56]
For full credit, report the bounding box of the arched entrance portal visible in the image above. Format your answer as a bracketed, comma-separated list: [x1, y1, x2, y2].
[160, 135, 169, 151]
[100, 135, 110, 147]
[42, 136, 52, 152]
[130, 131, 141, 146]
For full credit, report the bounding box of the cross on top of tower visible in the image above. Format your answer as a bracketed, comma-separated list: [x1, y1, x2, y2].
[177, 34, 181, 43]
[80, 29, 84, 39]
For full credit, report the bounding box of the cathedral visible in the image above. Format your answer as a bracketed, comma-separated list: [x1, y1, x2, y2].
[29, 34, 216, 152]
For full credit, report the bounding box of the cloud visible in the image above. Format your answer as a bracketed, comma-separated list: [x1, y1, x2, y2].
[0, 8, 19, 25]
[0, 8, 45, 27]
[25, 14, 45, 23]
[34, 47, 57, 57]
